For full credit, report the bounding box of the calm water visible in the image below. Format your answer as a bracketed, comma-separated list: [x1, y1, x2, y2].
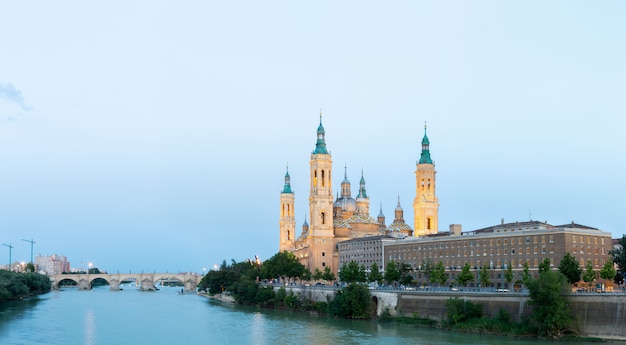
[0, 287, 604, 345]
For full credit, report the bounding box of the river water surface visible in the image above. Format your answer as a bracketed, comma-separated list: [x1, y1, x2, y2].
[0, 286, 604, 345]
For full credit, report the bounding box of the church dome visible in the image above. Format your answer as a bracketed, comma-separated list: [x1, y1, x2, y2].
[334, 196, 357, 213]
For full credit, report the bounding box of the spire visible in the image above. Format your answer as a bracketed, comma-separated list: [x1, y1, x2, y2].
[357, 169, 367, 198]
[313, 111, 328, 154]
[419, 122, 433, 164]
[378, 202, 385, 218]
[282, 166, 293, 193]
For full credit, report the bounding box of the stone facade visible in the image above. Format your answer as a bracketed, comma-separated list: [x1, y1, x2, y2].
[279, 115, 434, 276]
[384, 220, 613, 288]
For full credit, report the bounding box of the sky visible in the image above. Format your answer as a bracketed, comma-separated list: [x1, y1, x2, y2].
[1, 1, 625, 274]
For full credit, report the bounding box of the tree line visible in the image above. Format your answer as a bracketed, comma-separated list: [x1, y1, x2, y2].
[0, 270, 52, 303]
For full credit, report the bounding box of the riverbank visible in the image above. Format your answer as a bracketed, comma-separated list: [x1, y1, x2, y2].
[198, 292, 236, 303]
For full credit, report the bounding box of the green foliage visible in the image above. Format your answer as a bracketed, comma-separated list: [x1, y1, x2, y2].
[582, 260, 596, 284]
[445, 297, 483, 325]
[609, 235, 626, 278]
[260, 251, 306, 282]
[312, 268, 323, 281]
[198, 258, 260, 295]
[367, 262, 383, 284]
[538, 258, 551, 273]
[384, 261, 400, 284]
[522, 261, 531, 284]
[456, 262, 473, 287]
[0, 270, 51, 303]
[558, 252, 582, 285]
[339, 261, 366, 283]
[232, 279, 258, 304]
[420, 259, 433, 284]
[504, 264, 514, 285]
[600, 260, 616, 281]
[479, 265, 490, 287]
[526, 270, 576, 338]
[255, 286, 275, 306]
[430, 261, 448, 286]
[25, 263, 35, 273]
[322, 266, 335, 282]
[398, 263, 414, 285]
[327, 284, 373, 319]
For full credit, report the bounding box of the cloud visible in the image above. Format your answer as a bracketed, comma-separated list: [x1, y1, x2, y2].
[0, 83, 33, 111]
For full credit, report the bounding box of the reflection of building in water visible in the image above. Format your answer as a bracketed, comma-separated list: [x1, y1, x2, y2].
[36, 254, 71, 275]
[279, 115, 436, 276]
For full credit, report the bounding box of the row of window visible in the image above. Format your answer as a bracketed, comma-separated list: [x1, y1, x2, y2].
[395, 235, 605, 251]
[388, 257, 607, 270]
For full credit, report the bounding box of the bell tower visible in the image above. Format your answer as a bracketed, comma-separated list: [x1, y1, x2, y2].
[413, 123, 439, 236]
[309, 113, 334, 238]
[279, 167, 295, 252]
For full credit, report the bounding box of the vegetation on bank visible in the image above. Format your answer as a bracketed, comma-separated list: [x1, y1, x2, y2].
[199, 249, 623, 339]
[0, 270, 51, 303]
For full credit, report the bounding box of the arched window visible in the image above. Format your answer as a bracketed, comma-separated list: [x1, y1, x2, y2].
[314, 171, 318, 186]
[321, 212, 326, 225]
[287, 230, 290, 241]
[427, 217, 432, 230]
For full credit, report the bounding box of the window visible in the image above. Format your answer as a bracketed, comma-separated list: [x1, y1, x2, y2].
[321, 212, 326, 224]
[322, 262, 326, 267]
[322, 252, 325, 257]
[321, 170, 325, 187]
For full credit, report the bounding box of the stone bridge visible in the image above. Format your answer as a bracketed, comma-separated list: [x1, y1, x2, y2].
[50, 273, 201, 292]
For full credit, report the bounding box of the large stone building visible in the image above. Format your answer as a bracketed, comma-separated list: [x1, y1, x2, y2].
[383, 220, 613, 288]
[279, 115, 436, 275]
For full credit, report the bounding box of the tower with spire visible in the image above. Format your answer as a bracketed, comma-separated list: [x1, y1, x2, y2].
[413, 123, 439, 236]
[279, 167, 295, 252]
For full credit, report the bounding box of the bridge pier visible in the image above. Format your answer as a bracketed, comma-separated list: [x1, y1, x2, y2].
[109, 278, 121, 291]
[139, 278, 157, 291]
[78, 278, 91, 290]
[184, 278, 197, 292]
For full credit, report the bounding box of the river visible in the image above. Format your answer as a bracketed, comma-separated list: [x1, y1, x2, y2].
[0, 286, 604, 345]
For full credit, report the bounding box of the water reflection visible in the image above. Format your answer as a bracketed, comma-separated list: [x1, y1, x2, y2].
[84, 309, 95, 345]
[0, 296, 43, 335]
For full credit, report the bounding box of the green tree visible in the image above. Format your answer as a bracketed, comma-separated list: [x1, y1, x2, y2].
[609, 235, 626, 278]
[322, 266, 335, 283]
[339, 261, 366, 284]
[384, 261, 400, 285]
[445, 297, 483, 325]
[600, 260, 616, 282]
[367, 262, 383, 284]
[430, 261, 448, 286]
[538, 258, 551, 273]
[526, 270, 576, 338]
[312, 268, 323, 281]
[582, 260, 596, 288]
[260, 251, 306, 283]
[399, 263, 414, 286]
[558, 252, 582, 285]
[522, 261, 531, 284]
[504, 263, 514, 286]
[479, 265, 491, 287]
[419, 259, 433, 285]
[456, 262, 473, 287]
[327, 283, 373, 319]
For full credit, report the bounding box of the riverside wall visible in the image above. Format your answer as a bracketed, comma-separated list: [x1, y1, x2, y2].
[280, 287, 626, 340]
[395, 292, 626, 340]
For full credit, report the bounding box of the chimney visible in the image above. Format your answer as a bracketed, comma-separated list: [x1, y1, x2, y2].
[449, 224, 462, 236]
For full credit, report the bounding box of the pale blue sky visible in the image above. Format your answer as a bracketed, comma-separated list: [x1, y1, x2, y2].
[1, 2, 624, 273]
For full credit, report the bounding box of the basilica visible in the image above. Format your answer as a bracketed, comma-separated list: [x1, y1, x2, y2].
[279, 115, 440, 275]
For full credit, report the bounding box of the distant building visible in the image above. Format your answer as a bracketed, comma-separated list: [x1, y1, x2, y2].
[384, 220, 613, 288]
[36, 254, 70, 275]
[279, 115, 435, 276]
[337, 235, 394, 271]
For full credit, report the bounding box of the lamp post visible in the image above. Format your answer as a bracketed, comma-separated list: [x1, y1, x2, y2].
[21, 239, 35, 264]
[2, 243, 13, 271]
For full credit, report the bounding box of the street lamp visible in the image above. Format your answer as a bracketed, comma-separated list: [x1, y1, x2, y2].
[21, 238, 35, 264]
[1, 243, 13, 271]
